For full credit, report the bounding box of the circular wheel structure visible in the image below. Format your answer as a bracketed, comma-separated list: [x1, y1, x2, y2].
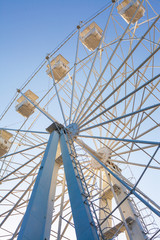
[0, 1, 160, 239]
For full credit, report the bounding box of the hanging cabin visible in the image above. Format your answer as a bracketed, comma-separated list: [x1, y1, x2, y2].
[91, 147, 111, 169]
[117, 0, 145, 24]
[16, 90, 39, 117]
[80, 22, 103, 51]
[46, 54, 69, 82]
[0, 130, 13, 157]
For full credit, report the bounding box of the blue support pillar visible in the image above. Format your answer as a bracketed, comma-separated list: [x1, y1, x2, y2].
[60, 131, 99, 240]
[18, 131, 59, 240]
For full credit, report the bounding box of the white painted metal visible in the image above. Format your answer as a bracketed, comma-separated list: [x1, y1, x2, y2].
[77, 20, 160, 126]
[77, 140, 154, 239]
[73, 2, 115, 122]
[105, 171, 147, 240]
[75, 0, 145, 125]
[91, 147, 111, 169]
[47, 58, 67, 126]
[76, 138, 160, 215]
[69, 27, 80, 124]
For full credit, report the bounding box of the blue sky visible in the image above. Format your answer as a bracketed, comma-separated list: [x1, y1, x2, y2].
[1, 0, 159, 113]
[0, 0, 108, 114]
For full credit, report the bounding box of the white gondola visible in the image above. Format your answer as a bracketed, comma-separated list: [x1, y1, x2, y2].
[117, 0, 145, 24]
[0, 130, 13, 157]
[80, 22, 103, 51]
[16, 90, 39, 117]
[46, 54, 69, 81]
[91, 147, 111, 169]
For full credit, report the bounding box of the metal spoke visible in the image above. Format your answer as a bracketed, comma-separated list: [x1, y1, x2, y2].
[79, 102, 160, 132]
[69, 27, 80, 124]
[77, 139, 160, 217]
[78, 134, 160, 146]
[78, 47, 160, 127]
[73, 2, 115, 122]
[46, 58, 67, 126]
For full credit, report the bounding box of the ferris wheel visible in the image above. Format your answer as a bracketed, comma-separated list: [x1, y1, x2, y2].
[0, 0, 160, 239]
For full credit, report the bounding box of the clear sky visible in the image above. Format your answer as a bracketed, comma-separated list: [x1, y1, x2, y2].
[0, 0, 108, 114]
[0, 0, 159, 112]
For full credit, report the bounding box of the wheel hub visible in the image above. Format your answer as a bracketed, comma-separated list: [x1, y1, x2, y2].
[46, 121, 79, 138]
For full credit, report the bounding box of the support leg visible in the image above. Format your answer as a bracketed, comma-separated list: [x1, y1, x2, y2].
[18, 131, 59, 240]
[60, 131, 99, 240]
